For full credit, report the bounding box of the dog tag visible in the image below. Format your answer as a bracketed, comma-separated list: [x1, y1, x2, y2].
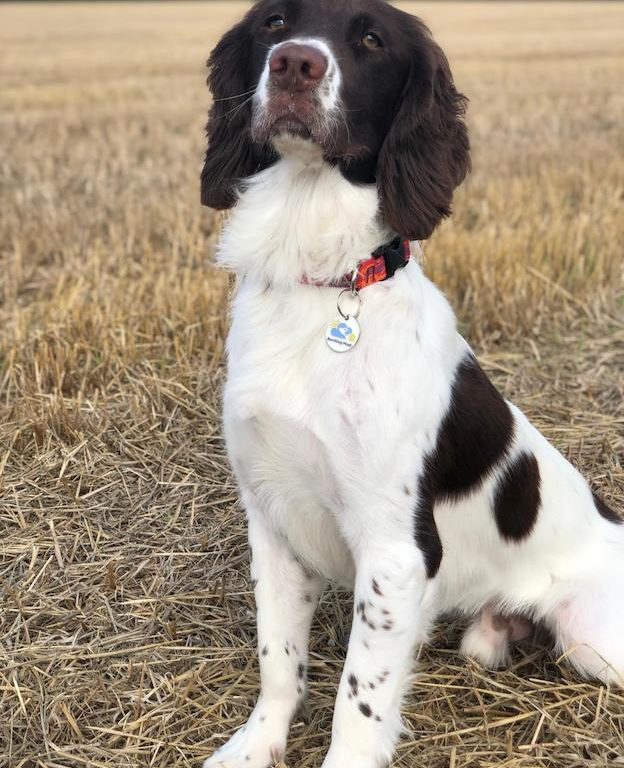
[325, 315, 360, 352]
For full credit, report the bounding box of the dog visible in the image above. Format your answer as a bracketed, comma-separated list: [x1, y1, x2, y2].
[200, 1, 623, 765]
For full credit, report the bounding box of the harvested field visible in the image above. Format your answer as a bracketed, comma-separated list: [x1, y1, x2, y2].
[0, 2, 623, 766]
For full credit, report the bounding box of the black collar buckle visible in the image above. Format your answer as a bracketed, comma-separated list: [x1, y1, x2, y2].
[372, 237, 411, 280]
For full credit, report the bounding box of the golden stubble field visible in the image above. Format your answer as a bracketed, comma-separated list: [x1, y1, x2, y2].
[1, 2, 623, 766]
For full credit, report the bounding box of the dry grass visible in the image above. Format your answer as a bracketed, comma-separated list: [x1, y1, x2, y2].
[1, 2, 623, 766]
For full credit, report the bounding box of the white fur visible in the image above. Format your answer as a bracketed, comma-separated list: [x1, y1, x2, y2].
[204, 140, 624, 768]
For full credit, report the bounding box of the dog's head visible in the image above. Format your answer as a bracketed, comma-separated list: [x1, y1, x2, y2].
[201, 0, 470, 240]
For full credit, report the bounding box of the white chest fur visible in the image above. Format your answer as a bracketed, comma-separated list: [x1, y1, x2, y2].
[218, 152, 465, 583]
[223, 271, 462, 584]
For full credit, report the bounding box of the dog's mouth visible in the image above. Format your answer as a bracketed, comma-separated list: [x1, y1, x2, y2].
[252, 92, 335, 150]
[267, 115, 313, 141]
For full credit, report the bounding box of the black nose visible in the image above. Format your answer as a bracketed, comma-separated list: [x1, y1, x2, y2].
[269, 43, 328, 92]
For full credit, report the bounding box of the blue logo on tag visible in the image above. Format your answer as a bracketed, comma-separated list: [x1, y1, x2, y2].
[330, 322, 352, 340]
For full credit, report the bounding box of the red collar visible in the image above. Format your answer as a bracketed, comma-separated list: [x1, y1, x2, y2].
[301, 237, 411, 290]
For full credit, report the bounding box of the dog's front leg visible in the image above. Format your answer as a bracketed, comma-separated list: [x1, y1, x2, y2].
[322, 544, 432, 768]
[205, 510, 325, 768]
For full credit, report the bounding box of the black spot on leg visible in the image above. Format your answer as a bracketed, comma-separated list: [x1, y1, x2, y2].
[297, 663, 305, 679]
[592, 490, 622, 524]
[414, 355, 514, 577]
[348, 674, 358, 696]
[284, 644, 290, 655]
[493, 452, 541, 541]
[261, 645, 269, 656]
[259, 715, 266, 722]
[303, 593, 313, 603]
[297, 685, 303, 695]
[251, 578, 258, 589]
[357, 601, 377, 630]
[375, 714, 382, 722]
[403, 485, 411, 496]
[382, 621, 394, 631]
[372, 579, 383, 596]
[359, 702, 372, 717]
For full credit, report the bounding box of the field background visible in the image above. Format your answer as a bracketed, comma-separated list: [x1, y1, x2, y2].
[1, 2, 623, 766]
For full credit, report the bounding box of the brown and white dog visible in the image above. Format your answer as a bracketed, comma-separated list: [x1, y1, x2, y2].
[200, 1, 623, 766]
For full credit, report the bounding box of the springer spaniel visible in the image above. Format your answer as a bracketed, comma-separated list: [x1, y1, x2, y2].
[200, 1, 623, 765]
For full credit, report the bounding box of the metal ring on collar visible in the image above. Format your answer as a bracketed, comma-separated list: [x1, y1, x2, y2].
[337, 288, 362, 320]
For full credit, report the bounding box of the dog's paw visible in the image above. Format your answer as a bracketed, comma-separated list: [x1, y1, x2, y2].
[203, 704, 288, 768]
[460, 616, 510, 669]
[460, 609, 532, 669]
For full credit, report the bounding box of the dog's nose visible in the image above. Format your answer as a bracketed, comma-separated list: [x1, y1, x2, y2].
[269, 43, 328, 92]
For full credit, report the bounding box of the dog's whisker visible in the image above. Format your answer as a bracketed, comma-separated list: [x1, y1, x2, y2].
[212, 88, 258, 103]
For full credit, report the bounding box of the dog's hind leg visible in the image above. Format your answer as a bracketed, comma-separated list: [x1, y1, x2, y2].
[549, 577, 624, 686]
[204, 510, 325, 768]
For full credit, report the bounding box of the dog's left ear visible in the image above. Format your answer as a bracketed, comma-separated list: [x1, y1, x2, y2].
[377, 25, 470, 240]
[201, 13, 276, 209]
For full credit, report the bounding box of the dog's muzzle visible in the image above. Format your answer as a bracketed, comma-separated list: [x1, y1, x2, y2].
[252, 39, 340, 146]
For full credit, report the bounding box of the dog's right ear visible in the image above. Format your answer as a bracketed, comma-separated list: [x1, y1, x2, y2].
[201, 13, 276, 209]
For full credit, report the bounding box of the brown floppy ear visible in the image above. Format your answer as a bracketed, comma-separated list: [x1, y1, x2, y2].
[201, 14, 276, 209]
[377, 28, 470, 240]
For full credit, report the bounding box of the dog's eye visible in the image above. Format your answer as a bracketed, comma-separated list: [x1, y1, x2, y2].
[265, 14, 287, 31]
[362, 31, 383, 49]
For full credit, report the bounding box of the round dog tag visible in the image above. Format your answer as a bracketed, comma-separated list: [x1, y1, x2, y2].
[325, 316, 360, 352]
